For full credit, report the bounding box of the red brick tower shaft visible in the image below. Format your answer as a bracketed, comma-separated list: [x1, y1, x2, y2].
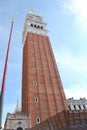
[22, 11, 68, 127]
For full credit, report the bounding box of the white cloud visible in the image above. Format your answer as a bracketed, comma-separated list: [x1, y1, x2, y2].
[65, 84, 87, 99]
[64, 0, 87, 29]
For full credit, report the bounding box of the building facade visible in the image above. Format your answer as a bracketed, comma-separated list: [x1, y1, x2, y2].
[22, 11, 68, 127]
[67, 97, 87, 110]
[4, 113, 30, 130]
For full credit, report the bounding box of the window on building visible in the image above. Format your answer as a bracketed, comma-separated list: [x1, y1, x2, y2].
[36, 117, 40, 124]
[73, 105, 76, 110]
[37, 25, 40, 29]
[31, 49, 34, 53]
[16, 127, 23, 130]
[32, 68, 36, 73]
[34, 24, 36, 28]
[35, 97, 39, 103]
[18, 121, 22, 125]
[32, 58, 35, 62]
[68, 105, 71, 110]
[33, 81, 37, 87]
[83, 105, 86, 110]
[31, 24, 33, 27]
[78, 105, 81, 110]
[41, 26, 43, 29]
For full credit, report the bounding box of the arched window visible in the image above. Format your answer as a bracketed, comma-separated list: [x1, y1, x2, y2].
[32, 68, 36, 73]
[32, 58, 35, 62]
[31, 24, 33, 27]
[37, 25, 40, 29]
[16, 127, 23, 130]
[34, 24, 36, 28]
[33, 81, 37, 87]
[35, 97, 39, 103]
[18, 121, 22, 125]
[73, 105, 76, 110]
[78, 105, 81, 110]
[68, 105, 71, 110]
[41, 26, 43, 29]
[83, 105, 86, 110]
[36, 117, 40, 124]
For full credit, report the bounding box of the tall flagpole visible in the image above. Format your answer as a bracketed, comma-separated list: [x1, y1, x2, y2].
[0, 19, 14, 129]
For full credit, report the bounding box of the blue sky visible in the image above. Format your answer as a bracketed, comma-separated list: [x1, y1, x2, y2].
[0, 0, 87, 128]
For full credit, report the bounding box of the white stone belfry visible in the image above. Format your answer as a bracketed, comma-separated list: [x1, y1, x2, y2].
[22, 10, 48, 45]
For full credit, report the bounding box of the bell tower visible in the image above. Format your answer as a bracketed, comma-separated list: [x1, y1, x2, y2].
[22, 11, 68, 127]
